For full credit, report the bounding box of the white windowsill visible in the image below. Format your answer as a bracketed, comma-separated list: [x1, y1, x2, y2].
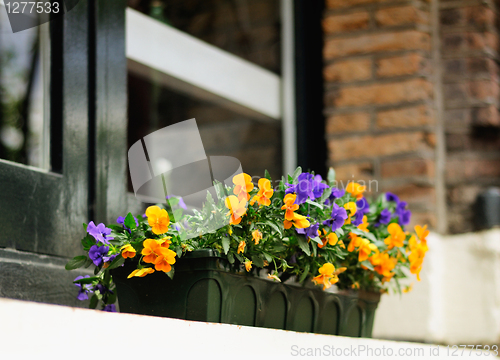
[0, 297, 452, 359]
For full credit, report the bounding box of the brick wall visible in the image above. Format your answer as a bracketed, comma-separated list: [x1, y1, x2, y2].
[440, 0, 500, 233]
[323, 0, 437, 229]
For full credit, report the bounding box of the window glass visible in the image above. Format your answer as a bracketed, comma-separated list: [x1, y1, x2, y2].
[128, 71, 283, 192]
[0, 12, 50, 169]
[127, 0, 281, 74]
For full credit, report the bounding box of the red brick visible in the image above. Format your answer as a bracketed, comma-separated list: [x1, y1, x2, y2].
[324, 59, 372, 83]
[330, 162, 374, 182]
[326, 0, 391, 9]
[328, 132, 428, 161]
[446, 158, 500, 179]
[465, 6, 495, 29]
[376, 53, 429, 77]
[380, 183, 436, 206]
[409, 211, 437, 230]
[448, 185, 482, 204]
[446, 133, 500, 152]
[442, 33, 465, 52]
[323, 12, 370, 34]
[375, 6, 429, 27]
[471, 105, 500, 126]
[440, 8, 464, 27]
[377, 105, 434, 128]
[466, 32, 498, 52]
[329, 79, 433, 108]
[326, 112, 371, 134]
[324, 30, 431, 59]
[469, 80, 499, 101]
[381, 157, 435, 179]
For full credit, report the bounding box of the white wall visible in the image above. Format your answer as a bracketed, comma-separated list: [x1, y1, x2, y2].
[373, 228, 500, 345]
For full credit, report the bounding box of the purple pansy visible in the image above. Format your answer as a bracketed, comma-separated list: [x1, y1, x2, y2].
[386, 192, 400, 204]
[352, 198, 370, 226]
[286, 173, 315, 204]
[87, 221, 114, 245]
[89, 245, 109, 267]
[95, 284, 113, 295]
[323, 203, 348, 231]
[102, 304, 117, 312]
[376, 208, 392, 226]
[311, 175, 329, 200]
[295, 222, 320, 239]
[395, 201, 411, 226]
[74, 275, 93, 301]
[324, 188, 345, 206]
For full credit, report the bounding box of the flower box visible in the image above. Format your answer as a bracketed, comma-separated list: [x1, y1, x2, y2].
[111, 249, 380, 337]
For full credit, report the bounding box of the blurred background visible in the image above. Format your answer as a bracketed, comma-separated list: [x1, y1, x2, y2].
[1, 0, 500, 346]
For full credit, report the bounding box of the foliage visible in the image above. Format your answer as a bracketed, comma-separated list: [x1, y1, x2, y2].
[67, 167, 429, 312]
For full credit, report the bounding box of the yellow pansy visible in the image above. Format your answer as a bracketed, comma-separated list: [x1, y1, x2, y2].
[384, 223, 405, 249]
[142, 239, 161, 263]
[127, 267, 155, 278]
[283, 212, 310, 229]
[357, 239, 378, 262]
[252, 229, 262, 245]
[145, 205, 170, 235]
[245, 260, 252, 272]
[232, 173, 254, 201]
[250, 178, 274, 206]
[346, 182, 366, 200]
[121, 244, 136, 259]
[153, 247, 176, 273]
[225, 195, 248, 225]
[237, 240, 246, 254]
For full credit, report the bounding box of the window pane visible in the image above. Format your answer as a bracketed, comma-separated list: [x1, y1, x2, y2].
[127, 0, 281, 74]
[0, 14, 49, 169]
[128, 71, 283, 192]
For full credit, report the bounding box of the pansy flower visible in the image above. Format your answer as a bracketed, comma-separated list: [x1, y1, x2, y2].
[245, 260, 252, 272]
[324, 187, 345, 206]
[225, 195, 248, 225]
[127, 267, 155, 278]
[396, 201, 411, 226]
[357, 239, 378, 262]
[250, 178, 274, 206]
[384, 223, 406, 249]
[121, 244, 136, 259]
[74, 275, 93, 301]
[237, 241, 246, 254]
[102, 304, 117, 312]
[87, 221, 114, 245]
[89, 245, 109, 266]
[153, 247, 176, 273]
[232, 173, 254, 201]
[285, 173, 315, 204]
[252, 229, 262, 245]
[295, 222, 320, 239]
[311, 174, 329, 199]
[282, 193, 299, 221]
[386, 192, 400, 203]
[346, 182, 366, 200]
[146, 206, 170, 235]
[142, 239, 161, 263]
[284, 212, 310, 229]
[323, 203, 348, 231]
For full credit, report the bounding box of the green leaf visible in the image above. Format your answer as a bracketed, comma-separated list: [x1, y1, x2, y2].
[173, 208, 183, 221]
[350, 228, 378, 243]
[319, 187, 332, 204]
[272, 243, 286, 252]
[306, 199, 323, 210]
[263, 220, 283, 237]
[292, 167, 302, 182]
[106, 255, 125, 270]
[73, 276, 100, 285]
[251, 255, 264, 268]
[89, 294, 98, 309]
[84, 258, 93, 268]
[166, 267, 175, 280]
[214, 180, 226, 200]
[335, 228, 344, 237]
[310, 236, 322, 245]
[83, 223, 88, 232]
[106, 292, 117, 305]
[360, 260, 374, 271]
[297, 237, 311, 256]
[327, 168, 336, 185]
[124, 213, 137, 230]
[227, 252, 235, 264]
[264, 170, 272, 181]
[234, 253, 244, 263]
[263, 252, 273, 262]
[81, 235, 95, 251]
[222, 236, 230, 255]
[65, 256, 88, 270]
[299, 263, 310, 283]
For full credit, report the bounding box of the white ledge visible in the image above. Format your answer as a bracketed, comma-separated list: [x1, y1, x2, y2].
[0, 297, 463, 359]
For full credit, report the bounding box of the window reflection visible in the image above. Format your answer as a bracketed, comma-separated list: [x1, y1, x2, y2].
[0, 11, 49, 169]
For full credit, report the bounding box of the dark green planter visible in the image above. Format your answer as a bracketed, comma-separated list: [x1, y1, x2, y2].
[111, 249, 380, 337]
